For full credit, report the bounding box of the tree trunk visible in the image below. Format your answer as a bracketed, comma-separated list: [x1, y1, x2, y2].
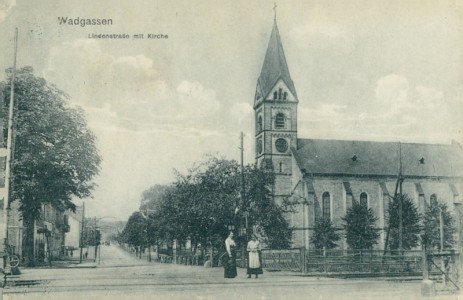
[22, 217, 36, 267]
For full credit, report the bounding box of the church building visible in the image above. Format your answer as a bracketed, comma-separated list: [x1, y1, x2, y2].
[253, 20, 463, 250]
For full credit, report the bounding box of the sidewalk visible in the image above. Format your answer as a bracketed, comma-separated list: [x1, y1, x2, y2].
[4, 245, 460, 300]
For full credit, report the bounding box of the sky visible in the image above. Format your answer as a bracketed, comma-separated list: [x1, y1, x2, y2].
[0, 0, 462, 220]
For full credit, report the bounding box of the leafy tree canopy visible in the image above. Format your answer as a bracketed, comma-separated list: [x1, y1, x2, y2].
[120, 212, 146, 247]
[310, 218, 340, 250]
[138, 156, 293, 251]
[421, 199, 456, 251]
[386, 194, 421, 251]
[2, 67, 101, 220]
[2, 67, 100, 265]
[343, 201, 380, 250]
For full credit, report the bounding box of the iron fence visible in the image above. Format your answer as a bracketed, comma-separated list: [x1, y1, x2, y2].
[306, 249, 423, 274]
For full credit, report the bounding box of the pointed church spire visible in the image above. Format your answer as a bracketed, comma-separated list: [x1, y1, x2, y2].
[257, 18, 297, 101]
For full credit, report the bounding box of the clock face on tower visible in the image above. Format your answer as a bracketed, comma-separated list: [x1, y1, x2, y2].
[275, 138, 288, 153]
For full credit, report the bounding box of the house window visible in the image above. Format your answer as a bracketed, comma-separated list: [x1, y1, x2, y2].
[283, 92, 287, 100]
[430, 194, 438, 207]
[257, 115, 262, 132]
[278, 88, 282, 99]
[275, 112, 285, 129]
[273, 91, 278, 100]
[360, 192, 368, 207]
[322, 192, 331, 220]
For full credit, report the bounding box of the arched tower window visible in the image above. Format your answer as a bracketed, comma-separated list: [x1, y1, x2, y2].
[275, 112, 285, 129]
[430, 194, 438, 207]
[360, 192, 368, 207]
[257, 115, 262, 132]
[322, 192, 331, 220]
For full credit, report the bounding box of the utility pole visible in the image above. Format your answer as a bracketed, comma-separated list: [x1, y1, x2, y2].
[79, 202, 85, 263]
[240, 132, 245, 216]
[239, 132, 247, 268]
[2, 28, 18, 270]
[398, 142, 403, 256]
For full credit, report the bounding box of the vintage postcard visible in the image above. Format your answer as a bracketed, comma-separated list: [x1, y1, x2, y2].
[0, 0, 462, 299]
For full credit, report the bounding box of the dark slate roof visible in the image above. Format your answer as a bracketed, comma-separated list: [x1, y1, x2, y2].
[293, 139, 463, 178]
[258, 21, 297, 100]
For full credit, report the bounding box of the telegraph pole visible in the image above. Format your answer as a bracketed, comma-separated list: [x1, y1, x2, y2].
[2, 28, 18, 268]
[398, 142, 403, 256]
[240, 132, 246, 237]
[239, 132, 247, 268]
[79, 202, 85, 263]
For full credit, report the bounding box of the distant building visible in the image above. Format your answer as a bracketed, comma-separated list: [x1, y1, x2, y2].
[34, 203, 70, 261]
[65, 206, 83, 250]
[253, 20, 463, 249]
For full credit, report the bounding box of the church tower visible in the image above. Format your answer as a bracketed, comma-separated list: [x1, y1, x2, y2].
[254, 19, 298, 200]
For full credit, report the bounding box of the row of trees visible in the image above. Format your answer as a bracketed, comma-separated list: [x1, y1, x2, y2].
[2, 67, 101, 265]
[120, 154, 457, 256]
[312, 194, 456, 252]
[118, 156, 293, 256]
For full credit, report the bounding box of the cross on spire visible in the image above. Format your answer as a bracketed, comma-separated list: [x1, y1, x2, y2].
[273, 2, 277, 21]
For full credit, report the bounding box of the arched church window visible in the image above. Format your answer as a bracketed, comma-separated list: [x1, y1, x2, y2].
[273, 91, 278, 100]
[256, 137, 263, 154]
[360, 192, 368, 207]
[430, 194, 438, 207]
[283, 92, 287, 100]
[278, 88, 282, 99]
[322, 192, 331, 220]
[257, 116, 262, 132]
[275, 113, 285, 129]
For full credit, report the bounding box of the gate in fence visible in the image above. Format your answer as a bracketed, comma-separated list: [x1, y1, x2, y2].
[261, 248, 304, 272]
[426, 251, 460, 294]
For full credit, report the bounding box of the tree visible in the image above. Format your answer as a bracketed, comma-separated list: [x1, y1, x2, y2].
[386, 194, 421, 252]
[138, 156, 293, 254]
[421, 199, 456, 251]
[2, 67, 101, 265]
[121, 212, 147, 257]
[310, 218, 340, 250]
[139, 184, 170, 212]
[244, 166, 293, 249]
[343, 201, 380, 249]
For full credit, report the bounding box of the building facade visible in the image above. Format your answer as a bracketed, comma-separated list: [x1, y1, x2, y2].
[254, 20, 463, 250]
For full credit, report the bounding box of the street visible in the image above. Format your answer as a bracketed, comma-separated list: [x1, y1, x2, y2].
[1, 245, 461, 300]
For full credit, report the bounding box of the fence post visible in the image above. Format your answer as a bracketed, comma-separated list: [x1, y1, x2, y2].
[173, 240, 177, 264]
[323, 247, 327, 273]
[369, 249, 373, 273]
[300, 247, 306, 274]
[210, 247, 214, 268]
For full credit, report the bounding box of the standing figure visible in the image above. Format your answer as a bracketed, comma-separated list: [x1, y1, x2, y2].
[224, 232, 237, 278]
[247, 234, 263, 278]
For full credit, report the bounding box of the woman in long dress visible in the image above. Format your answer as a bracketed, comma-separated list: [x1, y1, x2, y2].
[224, 232, 237, 278]
[247, 234, 263, 278]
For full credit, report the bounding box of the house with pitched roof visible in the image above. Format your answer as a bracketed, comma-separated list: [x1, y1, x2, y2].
[253, 20, 463, 250]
